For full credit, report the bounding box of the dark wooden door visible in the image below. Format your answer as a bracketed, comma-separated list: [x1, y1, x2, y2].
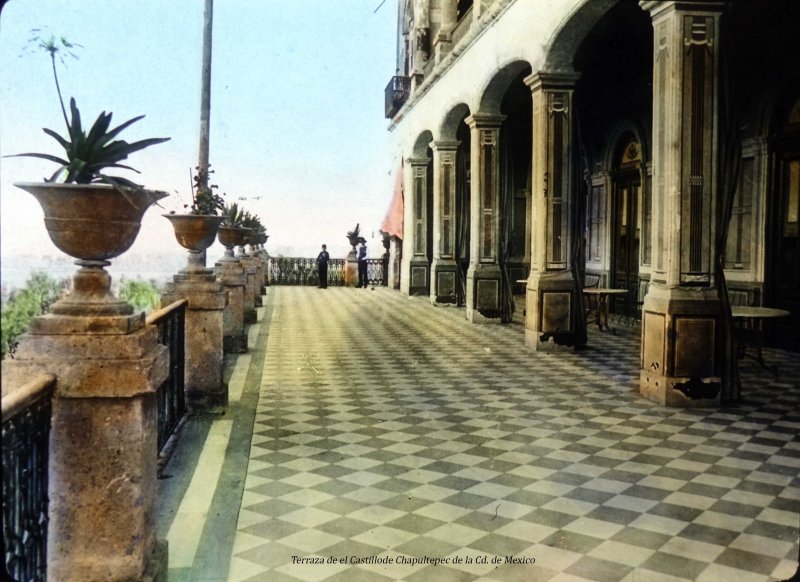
[611, 175, 640, 318]
[769, 153, 800, 349]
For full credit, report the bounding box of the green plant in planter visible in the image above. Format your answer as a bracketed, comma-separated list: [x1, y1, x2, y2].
[185, 166, 224, 215]
[221, 201, 245, 227]
[240, 211, 264, 232]
[9, 33, 169, 189]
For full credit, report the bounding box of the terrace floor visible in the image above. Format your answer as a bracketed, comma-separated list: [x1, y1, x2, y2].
[157, 286, 800, 582]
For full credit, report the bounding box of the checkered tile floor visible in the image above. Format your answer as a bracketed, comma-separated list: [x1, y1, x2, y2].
[227, 287, 799, 582]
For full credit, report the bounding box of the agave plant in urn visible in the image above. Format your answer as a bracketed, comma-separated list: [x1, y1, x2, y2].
[216, 201, 248, 262]
[164, 166, 225, 274]
[8, 34, 170, 317]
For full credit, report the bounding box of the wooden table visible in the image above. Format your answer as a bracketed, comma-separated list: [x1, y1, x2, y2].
[583, 288, 628, 332]
[731, 306, 791, 375]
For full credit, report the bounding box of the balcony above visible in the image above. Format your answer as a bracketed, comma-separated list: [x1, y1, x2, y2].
[384, 75, 411, 119]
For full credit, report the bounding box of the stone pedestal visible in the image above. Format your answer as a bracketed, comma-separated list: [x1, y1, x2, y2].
[465, 263, 503, 323]
[431, 258, 458, 304]
[238, 251, 258, 324]
[162, 266, 227, 412]
[640, 285, 722, 406]
[250, 251, 265, 306]
[524, 271, 579, 350]
[215, 254, 247, 354]
[345, 248, 357, 287]
[389, 237, 402, 290]
[3, 312, 169, 582]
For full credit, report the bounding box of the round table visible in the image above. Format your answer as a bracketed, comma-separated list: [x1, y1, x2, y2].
[583, 288, 629, 332]
[731, 306, 791, 375]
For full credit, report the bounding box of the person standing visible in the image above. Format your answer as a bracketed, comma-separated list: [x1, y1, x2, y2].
[316, 244, 330, 288]
[357, 238, 368, 288]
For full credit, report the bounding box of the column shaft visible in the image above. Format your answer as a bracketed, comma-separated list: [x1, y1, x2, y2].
[524, 72, 581, 348]
[465, 113, 505, 322]
[640, 0, 725, 406]
[431, 140, 459, 304]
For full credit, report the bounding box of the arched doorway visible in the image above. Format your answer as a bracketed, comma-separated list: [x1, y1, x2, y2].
[767, 92, 800, 349]
[610, 134, 643, 318]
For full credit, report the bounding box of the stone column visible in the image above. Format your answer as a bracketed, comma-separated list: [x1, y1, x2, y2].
[162, 253, 227, 411]
[408, 156, 431, 295]
[433, 0, 457, 63]
[430, 140, 459, 304]
[251, 248, 265, 307]
[237, 246, 258, 324]
[2, 269, 168, 581]
[524, 71, 581, 349]
[639, 0, 725, 406]
[389, 236, 402, 289]
[465, 113, 506, 322]
[215, 252, 247, 354]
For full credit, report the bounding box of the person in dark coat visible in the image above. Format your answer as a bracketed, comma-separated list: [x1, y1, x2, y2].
[316, 244, 330, 288]
[357, 238, 368, 288]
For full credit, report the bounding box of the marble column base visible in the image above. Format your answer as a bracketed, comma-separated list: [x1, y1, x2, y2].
[408, 258, 430, 296]
[640, 285, 722, 407]
[524, 270, 578, 350]
[465, 263, 502, 323]
[431, 258, 458, 305]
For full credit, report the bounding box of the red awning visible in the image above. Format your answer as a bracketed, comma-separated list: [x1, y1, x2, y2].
[380, 161, 404, 239]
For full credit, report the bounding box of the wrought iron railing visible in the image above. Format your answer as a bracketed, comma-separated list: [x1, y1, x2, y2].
[146, 300, 187, 453]
[2, 373, 55, 582]
[267, 257, 346, 286]
[385, 75, 411, 118]
[366, 258, 388, 286]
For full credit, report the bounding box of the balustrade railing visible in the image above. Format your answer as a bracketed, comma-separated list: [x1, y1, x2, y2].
[366, 258, 389, 286]
[451, 5, 473, 47]
[2, 373, 55, 582]
[267, 257, 346, 286]
[146, 299, 187, 452]
[266, 257, 389, 287]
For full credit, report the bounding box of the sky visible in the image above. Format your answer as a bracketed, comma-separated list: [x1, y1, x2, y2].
[0, 0, 400, 274]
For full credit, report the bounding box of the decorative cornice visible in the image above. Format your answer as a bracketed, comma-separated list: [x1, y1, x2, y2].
[524, 70, 581, 93]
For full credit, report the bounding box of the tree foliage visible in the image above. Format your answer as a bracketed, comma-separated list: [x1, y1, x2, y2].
[1, 271, 68, 359]
[117, 278, 161, 313]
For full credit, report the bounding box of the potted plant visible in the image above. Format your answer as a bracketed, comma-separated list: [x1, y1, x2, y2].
[239, 211, 265, 255]
[163, 166, 225, 253]
[217, 201, 248, 259]
[8, 34, 170, 316]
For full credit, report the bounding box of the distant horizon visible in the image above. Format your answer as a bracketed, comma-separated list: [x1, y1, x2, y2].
[1, 2, 400, 276]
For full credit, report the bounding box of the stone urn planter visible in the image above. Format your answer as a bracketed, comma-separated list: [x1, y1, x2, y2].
[16, 182, 167, 316]
[164, 214, 224, 273]
[217, 226, 247, 261]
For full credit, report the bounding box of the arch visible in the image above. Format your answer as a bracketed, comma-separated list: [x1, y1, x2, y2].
[411, 129, 434, 158]
[604, 118, 650, 171]
[439, 103, 471, 142]
[543, 0, 621, 72]
[477, 60, 532, 114]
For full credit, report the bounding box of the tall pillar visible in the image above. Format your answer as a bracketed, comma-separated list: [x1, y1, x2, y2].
[433, 0, 457, 63]
[430, 140, 459, 304]
[162, 256, 227, 412]
[465, 113, 506, 322]
[2, 280, 169, 580]
[639, 0, 724, 406]
[524, 71, 581, 349]
[408, 157, 431, 295]
[237, 247, 258, 324]
[215, 252, 247, 353]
